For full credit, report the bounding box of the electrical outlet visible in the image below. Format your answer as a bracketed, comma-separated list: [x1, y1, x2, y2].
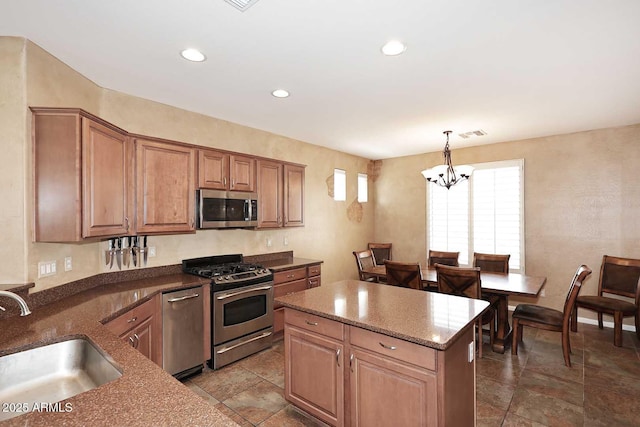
[148, 247, 156, 257]
[266, 237, 272, 247]
[38, 261, 57, 278]
[64, 256, 72, 271]
[283, 235, 289, 246]
[540, 289, 545, 297]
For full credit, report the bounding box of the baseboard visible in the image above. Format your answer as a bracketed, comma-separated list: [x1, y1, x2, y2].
[508, 305, 637, 332]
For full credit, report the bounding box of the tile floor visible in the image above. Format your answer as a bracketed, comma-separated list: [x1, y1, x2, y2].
[183, 323, 640, 426]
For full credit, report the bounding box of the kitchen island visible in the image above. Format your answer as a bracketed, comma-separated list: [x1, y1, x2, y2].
[275, 280, 490, 427]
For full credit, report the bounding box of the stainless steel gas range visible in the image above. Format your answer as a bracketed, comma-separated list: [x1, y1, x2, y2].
[182, 254, 274, 369]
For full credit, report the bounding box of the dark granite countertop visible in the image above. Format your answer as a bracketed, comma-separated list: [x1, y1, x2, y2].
[275, 280, 489, 351]
[0, 274, 239, 426]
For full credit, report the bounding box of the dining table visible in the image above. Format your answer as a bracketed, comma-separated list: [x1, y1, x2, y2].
[362, 265, 547, 353]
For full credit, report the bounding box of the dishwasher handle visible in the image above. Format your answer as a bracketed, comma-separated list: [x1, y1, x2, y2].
[167, 293, 199, 303]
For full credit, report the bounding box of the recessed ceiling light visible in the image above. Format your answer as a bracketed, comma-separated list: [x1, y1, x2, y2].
[180, 48, 206, 62]
[271, 89, 290, 98]
[381, 40, 406, 56]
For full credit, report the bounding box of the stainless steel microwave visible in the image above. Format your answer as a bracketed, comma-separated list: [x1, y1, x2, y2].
[197, 189, 258, 229]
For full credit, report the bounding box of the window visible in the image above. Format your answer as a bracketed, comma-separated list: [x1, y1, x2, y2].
[357, 173, 368, 202]
[334, 169, 346, 201]
[427, 159, 524, 272]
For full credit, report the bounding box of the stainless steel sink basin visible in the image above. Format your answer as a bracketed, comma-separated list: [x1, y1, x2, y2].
[0, 336, 122, 421]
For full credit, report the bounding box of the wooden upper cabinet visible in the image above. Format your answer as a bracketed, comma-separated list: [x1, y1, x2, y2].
[257, 160, 283, 228]
[82, 118, 133, 237]
[135, 138, 196, 234]
[257, 160, 305, 229]
[284, 164, 304, 227]
[32, 108, 131, 242]
[198, 149, 255, 192]
[198, 149, 228, 190]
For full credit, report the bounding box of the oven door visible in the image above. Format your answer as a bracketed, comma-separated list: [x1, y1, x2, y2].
[213, 282, 274, 345]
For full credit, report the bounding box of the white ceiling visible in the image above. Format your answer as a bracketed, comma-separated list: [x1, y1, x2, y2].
[3, 0, 640, 160]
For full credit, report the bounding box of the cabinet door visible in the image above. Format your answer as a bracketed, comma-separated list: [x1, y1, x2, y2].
[350, 348, 437, 427]
[198, 149, 229, 190]
[257, 160, 283, 228]
[230, 154, 255, 192]
[285, 326, 344, 426]
[135, 139, 196, 233]
[284, 164, 304, 227]
[82, 118, 133, 237]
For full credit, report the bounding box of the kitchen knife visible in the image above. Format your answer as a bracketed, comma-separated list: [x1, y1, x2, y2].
[109, 238, 115, 269]
[105, 239, 112, 266]
[122, 237, 130, 268]
[143, 235, 148, 266]
[116, 237, 122, 270]
[132, 236, 137, 267]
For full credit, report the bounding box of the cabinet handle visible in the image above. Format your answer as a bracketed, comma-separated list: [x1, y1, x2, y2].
[379, 342, 397, 351]
[305, 320, 318, 326]
[167, 293, 199, 303]
[129, 336, 135, 347]
[125, 217, 130, 232]
[133, 333, 140, 349]
[350, 354, 354, 371]
[127, 316, 138, 323]
[223, 177, 227, 186]
[336, 348, 341, 367]
[287, 274, 294, 279]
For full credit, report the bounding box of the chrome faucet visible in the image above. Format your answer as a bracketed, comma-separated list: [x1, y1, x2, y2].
[0, 291, 32, 316]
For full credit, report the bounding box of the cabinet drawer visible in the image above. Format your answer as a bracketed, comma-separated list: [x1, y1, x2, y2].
[349, 326, 436, 371]
[308, 264, 321, 277]
[274, 278, 308, 308]
[105, 297, 156, 336]
[285, 309, 344, 341]
[274, 267, 307, 285]
[308, 276, 321, 288]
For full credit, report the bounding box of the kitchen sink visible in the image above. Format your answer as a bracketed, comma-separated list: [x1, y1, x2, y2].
[0, 336, 122, 421]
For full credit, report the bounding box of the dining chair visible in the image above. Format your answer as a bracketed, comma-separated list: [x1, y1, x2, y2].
[570, 255, 640, 347]
[368, 243, 392, 267]
[435, 264, 495, 358]
[428, 250, 459, 267]
[473, 252, 510, 273]
[353, 250, 378, 282]
[512, 265, 592, 367]
[384, 260, 422, 290]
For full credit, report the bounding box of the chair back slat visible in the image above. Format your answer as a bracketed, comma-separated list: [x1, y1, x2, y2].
[384, 260, 422, 290]
[428, 250, 459, 267]
[353, 250, 376, 281]
[369, 243, 392, 266]
[599, 255, 640, 299]
[435, 264, 481, 299]
[473, 252, 510, 273]
[562, 265, 592, 330]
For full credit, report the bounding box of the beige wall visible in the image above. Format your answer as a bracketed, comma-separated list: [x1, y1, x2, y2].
[0, 37, 374, 291]
[374, 125, 640, 320]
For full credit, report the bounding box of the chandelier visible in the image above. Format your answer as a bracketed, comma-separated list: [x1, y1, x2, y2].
[421, 131, 473, 189]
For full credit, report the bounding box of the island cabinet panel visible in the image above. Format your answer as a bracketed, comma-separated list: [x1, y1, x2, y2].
[105, 295, 162, 366]
[349, 348, 437, 427]
[31, 108, 132, 241]
[198, 149, 255, 192]
[135, 138, 196, 233]
[285, 313, 345, 427]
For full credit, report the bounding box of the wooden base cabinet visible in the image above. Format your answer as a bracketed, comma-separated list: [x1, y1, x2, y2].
[285, 310, 345, 427]
[105, 296, 162, 366]
[273, 266, 321, 336]
[284, 308, 476, 427]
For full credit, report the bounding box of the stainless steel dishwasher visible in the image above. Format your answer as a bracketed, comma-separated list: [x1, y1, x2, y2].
[162, 286, 204, 379]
